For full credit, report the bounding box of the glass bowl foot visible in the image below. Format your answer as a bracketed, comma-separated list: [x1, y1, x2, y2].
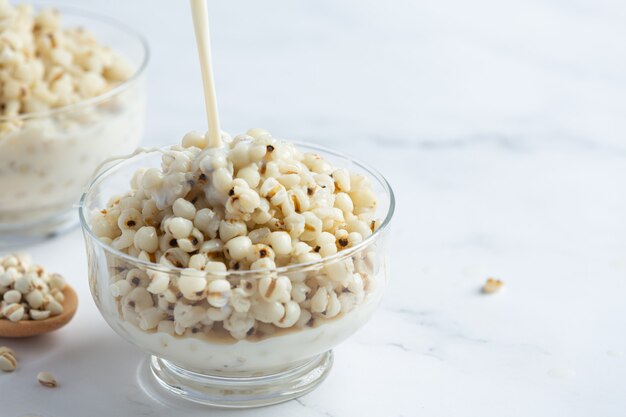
[147, 351, 333, 408]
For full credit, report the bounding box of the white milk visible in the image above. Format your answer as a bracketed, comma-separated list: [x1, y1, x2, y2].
[116, 290, 382, 375]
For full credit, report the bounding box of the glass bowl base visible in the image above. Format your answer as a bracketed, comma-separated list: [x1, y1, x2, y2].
[0, 207, 78, 249]
[147, 351, 333, 409]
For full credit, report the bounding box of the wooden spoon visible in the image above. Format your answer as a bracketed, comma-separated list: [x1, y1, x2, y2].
[0, 285, 78, 338]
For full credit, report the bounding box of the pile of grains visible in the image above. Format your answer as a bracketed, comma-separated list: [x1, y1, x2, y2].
[0, 0, 132, 132]
[0, 253, 66, 322]
[93, 129, 382, 341]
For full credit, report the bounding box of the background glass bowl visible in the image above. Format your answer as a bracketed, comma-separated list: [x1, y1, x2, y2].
[80, 143, 394, 408]
[0, 5, 148, 246]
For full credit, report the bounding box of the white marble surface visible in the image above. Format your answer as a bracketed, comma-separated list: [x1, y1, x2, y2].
[2, 0, 626, 416]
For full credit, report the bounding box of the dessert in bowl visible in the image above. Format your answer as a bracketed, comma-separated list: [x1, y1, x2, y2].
[80, 129, 394, 407]
[0, 2, 148, 243]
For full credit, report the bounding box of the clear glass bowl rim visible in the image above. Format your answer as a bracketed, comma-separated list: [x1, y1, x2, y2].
[0, 2, 150, 122]
[79, 141, 396, 277]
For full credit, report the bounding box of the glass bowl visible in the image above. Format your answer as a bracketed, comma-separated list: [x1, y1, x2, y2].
[79, 143, 394, 408]
[0, 5, 148, 246]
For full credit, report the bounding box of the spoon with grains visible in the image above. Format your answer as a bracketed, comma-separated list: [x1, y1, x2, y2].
[0, 254, 78, 338]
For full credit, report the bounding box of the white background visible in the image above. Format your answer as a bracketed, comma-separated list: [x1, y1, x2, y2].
[2, 1, 626, 416]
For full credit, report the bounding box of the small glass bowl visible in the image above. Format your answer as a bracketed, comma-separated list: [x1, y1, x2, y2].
[0, 5, 149, 246]
[79, 143, 394, 408]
